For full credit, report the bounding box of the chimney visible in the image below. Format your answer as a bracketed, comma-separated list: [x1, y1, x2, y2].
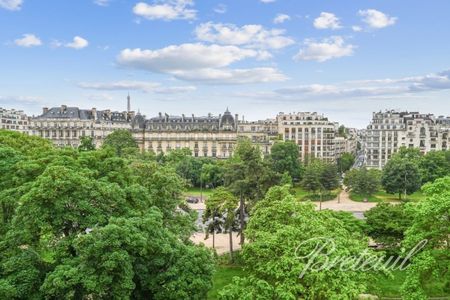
[182, 114, 185, 121]
[43, 107, 48, 114]
[159, 112, 162, 119]
[219, 114, 222, 127]
[61, 105, 67, 112]
[92, 108, 97, 120]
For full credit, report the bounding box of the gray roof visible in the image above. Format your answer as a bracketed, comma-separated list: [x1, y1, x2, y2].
[36, 106, 129, 123]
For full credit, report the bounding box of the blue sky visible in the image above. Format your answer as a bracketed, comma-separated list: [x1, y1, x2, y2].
[1, 0, 449, 128]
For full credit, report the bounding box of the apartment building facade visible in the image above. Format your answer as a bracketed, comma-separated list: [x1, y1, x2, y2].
[364, 110, 450, 169]
[277, 112, 337, 162]
[0, 107, 30, 134]
[29, 105, 133, 148]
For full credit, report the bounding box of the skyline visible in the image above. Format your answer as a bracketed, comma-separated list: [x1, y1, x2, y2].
[1, 0, 450, 128]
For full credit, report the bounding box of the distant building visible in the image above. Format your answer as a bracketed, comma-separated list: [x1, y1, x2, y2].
[276, 112, 337, 162]
[237, 118, 279, 156]
[29, 105, 133, 148]
[364, 110, 450, 169]
[132, 108, 238, 158]
[0, 107, 30, 134]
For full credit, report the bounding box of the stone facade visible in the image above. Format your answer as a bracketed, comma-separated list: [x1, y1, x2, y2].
[132, 109, 238, 158]
[29, 105, 133, 148]
[276, 112, 337, 162]
[0, 107, 29, 134]
[364, 110, 450, 169]
[237, 119, 279, 156]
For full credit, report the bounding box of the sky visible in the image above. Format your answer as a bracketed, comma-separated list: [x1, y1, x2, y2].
[1, 0, 450, 128]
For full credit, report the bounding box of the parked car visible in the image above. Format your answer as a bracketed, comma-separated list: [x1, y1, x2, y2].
[186, 197, 199, 204]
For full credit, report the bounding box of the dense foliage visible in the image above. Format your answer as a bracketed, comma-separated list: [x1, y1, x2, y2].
[219, 185, 376, 299]
[0, 131, 214, 299]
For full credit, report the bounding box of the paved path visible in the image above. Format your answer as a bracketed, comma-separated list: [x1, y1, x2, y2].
[190, 232, 241, 255]
[313, 189, 377, 212]
[188, 189, 379, 252]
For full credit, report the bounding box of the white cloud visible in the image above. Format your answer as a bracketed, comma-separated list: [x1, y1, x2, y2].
[313, 12, 342, 30]
[294, 36, 355, 62]
[117, 43, 287, 84]
[214, 3, 226, 14]
[133, 0, 196, 21]
[155, 86, 197, 94]
[358, 9, 397, 29]
[117, 43, 264, 72]
[77, 80, 196, 94]
[352, 25, 362, 32]
[171, 67, 288, 84]
[14, 34, 42, 47]
[194, 22, 294, 50]
[260, 0, 275, 3]
[0, 0, 22, 10]
[65, 36, 89, 49]
[93, 0, 110, 6]
[256, 70, 450, 99]
[273, 13, 290, 24]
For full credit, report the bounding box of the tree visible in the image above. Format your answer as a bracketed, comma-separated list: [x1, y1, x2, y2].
[401, 176, 450, 299]
[381, 157, 422, 200]
[223, 138, 273, 245]
[418, 150, 450, 184]
[364, 202, 412, 255]
[0, 133, 215, 298]
[338, 125, 347, 138]
[40, 212, 214, 299]
[219, 185, 376, 299]
[204, 187, 238, 261]
[337, 152, 355, 173]
[78, 136, 96, 151]
[344, 168, 381, 197]
[300, 160, 323, 194]
[269, 141, 302, 181]
[102, 129, 138, 156]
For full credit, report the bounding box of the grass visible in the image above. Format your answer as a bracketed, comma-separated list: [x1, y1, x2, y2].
[209, 265, 449, 298]
[292, 185, 341, 202]
[367, 269, 449, 297]
[350, 190, 426, 203]
[208, 265, 247, 300]
[184, 187, 214, 198]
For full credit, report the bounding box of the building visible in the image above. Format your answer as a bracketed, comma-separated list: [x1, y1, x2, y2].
[0, 107, 30, 133]
[276, 112, 337, 162]
[364, 110, 450, 169]
[237, 118, 279, 156]
[29, 105, 133, 148]
[132, 108, 238, 158]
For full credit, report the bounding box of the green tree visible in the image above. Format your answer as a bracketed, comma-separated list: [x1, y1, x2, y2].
[102, 129, 138, 156]
[381, 157, 422, 200]
[204, 187, 238, 261]
[78, 136, 96, 151]
[344, 167, 381, 197]
[337, 152, 355, 173]
[219, 185, 376, 299]
[269, 141, 302, 180]
[223, 138, 274, 245]
[364, 202, 412, 255]
[418, 150, 450, 184]
[401, 176, 450, 299]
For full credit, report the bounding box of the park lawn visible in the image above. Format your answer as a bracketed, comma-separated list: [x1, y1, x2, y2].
[209, 265, 449, 299]
[292, 185, 309, 200]
[208, 265, 247, 300]
[184, 187, 214, 198]
[367, 270, 449, 297]
[292, 185, 341, 202]
[349, 190, 425, 203]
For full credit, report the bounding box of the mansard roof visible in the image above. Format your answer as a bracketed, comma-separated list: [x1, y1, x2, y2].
[36, 106, 129, 123]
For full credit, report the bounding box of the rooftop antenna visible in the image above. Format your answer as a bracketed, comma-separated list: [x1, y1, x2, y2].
[127, 93, 131, 113]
